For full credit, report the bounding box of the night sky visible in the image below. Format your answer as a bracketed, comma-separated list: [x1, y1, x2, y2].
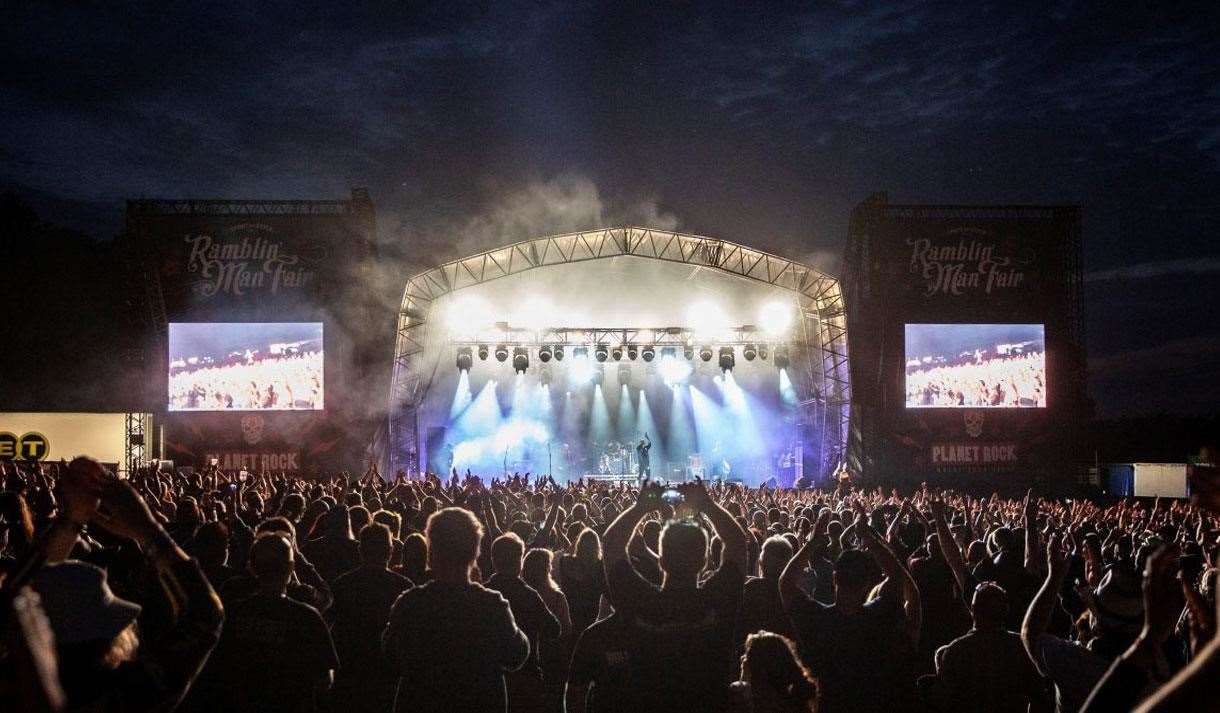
[2, 2, 1218, 417]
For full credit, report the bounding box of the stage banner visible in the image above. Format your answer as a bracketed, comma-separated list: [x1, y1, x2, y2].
[126, 190, 383, 473]
[844, 197, 1085, 483]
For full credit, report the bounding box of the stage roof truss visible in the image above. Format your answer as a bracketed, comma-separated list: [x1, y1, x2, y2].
[390, 226, 851, 477]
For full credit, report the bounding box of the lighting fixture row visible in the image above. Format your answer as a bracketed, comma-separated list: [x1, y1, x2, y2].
[456, 344, 790, 373]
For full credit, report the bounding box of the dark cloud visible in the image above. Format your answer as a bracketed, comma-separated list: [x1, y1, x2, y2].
[2, 1, 1218, 415]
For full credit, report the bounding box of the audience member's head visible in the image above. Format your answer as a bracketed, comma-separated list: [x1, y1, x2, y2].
[249, 532, 294, 593]
[359, 522, 394, 568]
[659, 519, 708, 583]
[492, 532, 526, 578]
[425, 507, 482, 581]
[760, 535, 794, 579]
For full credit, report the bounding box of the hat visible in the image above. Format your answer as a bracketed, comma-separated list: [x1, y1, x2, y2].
[1092, 566, 1143, 636]
[32, 561, 142, 644]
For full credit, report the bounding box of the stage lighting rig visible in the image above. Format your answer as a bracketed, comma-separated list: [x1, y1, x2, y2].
[512, 347, 529, 373]
[641, 345, 656, 362]
[774, 346, 790, 370]
[478, 345, 489, 360]
[554, 346, 565, 361]
[594, 344, 609, 362]
[743, 344, 758, 361]
[719, 346, 735, 372]
[494, 344, 509, 362]
[759, 344, 768, 360]
[538, 345, 553, 363]
[627, 346, 639, 361]
[611, 345, 624, 361]
[683, 345, 694, 360]
[699, 346, 713, 362]
[456, 346, 473, 372]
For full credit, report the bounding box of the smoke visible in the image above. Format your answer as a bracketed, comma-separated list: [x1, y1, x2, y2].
[361, 173, 681, 314]
[342, 174, 682, 426]
[799, 248, 842, 277]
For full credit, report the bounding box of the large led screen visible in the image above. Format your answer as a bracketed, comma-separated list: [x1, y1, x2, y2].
[905, 323, 1045, 408]
[168, 322, 323, 411]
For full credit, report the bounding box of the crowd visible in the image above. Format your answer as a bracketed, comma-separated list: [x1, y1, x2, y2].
[168, 350, 324, 410]
[906, 351, 1046, 408]
[1, 457, 1217, 713]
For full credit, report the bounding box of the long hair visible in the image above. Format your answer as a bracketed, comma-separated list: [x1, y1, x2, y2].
[523, 548, 558, 593]
[740, 631, 819, 712]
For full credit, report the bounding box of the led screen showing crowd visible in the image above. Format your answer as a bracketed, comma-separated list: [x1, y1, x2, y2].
[168, 322, 324, 411]
[905, 323, 1046, 408]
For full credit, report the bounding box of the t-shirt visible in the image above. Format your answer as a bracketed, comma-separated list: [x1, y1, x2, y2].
[568, 612, 638, 713]
[383, 579, 529, 713]
[608, 558, 745, 713]
[485, 573, 562, 674]
[931, 628, 1046, 713]
[1029, 633, 1111, 713]
[790, 595, 917, 713]
[330, 566, 412, 678]
[212, 592, 339, 713]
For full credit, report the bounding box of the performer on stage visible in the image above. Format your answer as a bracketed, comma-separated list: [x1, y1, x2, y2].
[635, 433, 652, 479]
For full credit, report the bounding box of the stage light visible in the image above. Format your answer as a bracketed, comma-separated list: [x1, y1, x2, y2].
[759, 301, 793, 334]
[719, 346, 735, 372]
[683, 345, 694, 360]
[759, 344, 768, 360]
[743, 344, 758, 361]
[554, 346, 565, 362]
[456, 346, 473, 372]
[477, 344, 489, 361]
[538, 345, 553, 363]
[611, 345, 624, 361]
[774, 346, 790, 370]
[594, 344, 609, 362]
[699, 346, 713, 362]
[641, 345, 656, 362]
[627, 346, 639, 361]
[512, 347, 529, 373]
[494, 344, 509, 362]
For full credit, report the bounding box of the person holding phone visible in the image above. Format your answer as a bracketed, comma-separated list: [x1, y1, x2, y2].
[601, 479, 747, 712]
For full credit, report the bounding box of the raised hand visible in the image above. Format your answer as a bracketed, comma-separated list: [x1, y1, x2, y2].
[94, 479, 163, 547]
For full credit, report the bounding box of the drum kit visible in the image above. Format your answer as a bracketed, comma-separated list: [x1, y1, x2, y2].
[595, 440, 636, 475]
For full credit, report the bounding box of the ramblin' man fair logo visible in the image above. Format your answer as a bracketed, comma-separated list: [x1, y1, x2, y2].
[906, 228, 1028, 297]
[184, 223, 315, 298]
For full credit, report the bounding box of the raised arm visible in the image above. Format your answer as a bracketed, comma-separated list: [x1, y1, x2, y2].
[780, 510, 829, 614]
[1022, 531, 1071, 676]
[857, 509, 921, 645]
[684, 480, 747, 573]
[603, 483, 661, 584]
[930, 498, 968, 594]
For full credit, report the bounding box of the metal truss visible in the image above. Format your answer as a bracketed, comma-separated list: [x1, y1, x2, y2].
[450, 325, 796, 349]
[390, 226, 851, 477]
[124, 412, 148, 475]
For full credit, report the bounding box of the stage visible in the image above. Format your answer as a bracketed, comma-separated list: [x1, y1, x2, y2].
[389, 228, 851, 486]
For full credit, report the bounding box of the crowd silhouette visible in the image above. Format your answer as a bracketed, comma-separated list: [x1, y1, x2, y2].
[1, 457, 1217, 712]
